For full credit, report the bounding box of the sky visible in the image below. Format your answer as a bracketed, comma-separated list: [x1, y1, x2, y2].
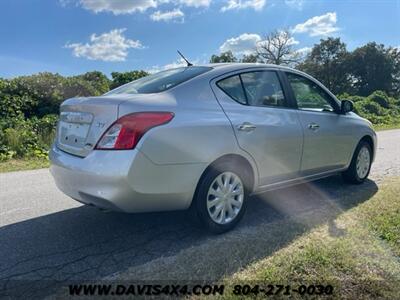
[0, 0, 399, 78]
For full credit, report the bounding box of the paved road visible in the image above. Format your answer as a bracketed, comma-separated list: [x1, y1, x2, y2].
[0, 130, 399, 298]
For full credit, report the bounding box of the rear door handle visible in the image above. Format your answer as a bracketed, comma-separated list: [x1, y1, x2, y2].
[308, 123, 320, 130]
[237, 122, 256, 132]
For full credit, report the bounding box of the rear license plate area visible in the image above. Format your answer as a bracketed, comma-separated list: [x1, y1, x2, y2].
[58, 121, 91, 148]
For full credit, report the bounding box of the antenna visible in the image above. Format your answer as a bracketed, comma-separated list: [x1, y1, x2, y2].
[177, 50, 193, 67]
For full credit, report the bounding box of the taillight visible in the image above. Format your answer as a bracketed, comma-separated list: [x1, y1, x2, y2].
[95, 112, 174, 150]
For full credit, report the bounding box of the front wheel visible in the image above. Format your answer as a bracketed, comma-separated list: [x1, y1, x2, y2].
[342, 141, 372, 184]
[192, 162, 248, 234]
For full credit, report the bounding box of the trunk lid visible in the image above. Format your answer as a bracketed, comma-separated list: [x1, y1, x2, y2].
[56, 93, 176, 157]
[56, 95, 127, 157]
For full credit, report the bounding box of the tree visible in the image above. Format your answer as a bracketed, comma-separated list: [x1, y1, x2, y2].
[390, 47, 400, 97]
[10, 72, 66, 116]
[297, 37, 350, 94]
[0, 79, 36, 119]
[210, 51, 237, 63]
[349, 43, 399, 96]
[256, 30, 300, 65]
[110, 71, 149, 89]
[77, 71, 110, 95]
[5, 71, 112, 117]
[241, 54, 259, 63]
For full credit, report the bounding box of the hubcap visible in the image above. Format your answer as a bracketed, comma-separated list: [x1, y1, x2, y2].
[356, 146, 371, 179]
[206, 172, 244, 225]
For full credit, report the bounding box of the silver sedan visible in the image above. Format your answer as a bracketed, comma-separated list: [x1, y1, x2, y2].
[50, 63, 376, 233]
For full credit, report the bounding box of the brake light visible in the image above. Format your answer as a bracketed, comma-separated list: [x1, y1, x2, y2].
[95, 112, 174, 150]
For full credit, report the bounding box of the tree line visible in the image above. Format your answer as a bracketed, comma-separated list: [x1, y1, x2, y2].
[210, 32, 400, 98]
[0, 70, 148, 120]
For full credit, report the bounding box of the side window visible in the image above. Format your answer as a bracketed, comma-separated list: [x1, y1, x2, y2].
[286, 73, 336, 112]
[216, 75, 247, 104]
[241, 71, 286, 107]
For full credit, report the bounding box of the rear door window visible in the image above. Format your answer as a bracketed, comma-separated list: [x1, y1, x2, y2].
[241, 71, 286, 107]
[217, 70, 287, 107]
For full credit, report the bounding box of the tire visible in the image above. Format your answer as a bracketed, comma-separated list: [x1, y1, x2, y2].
[342, 141, 372, 184]
[191, 161, 249, 234]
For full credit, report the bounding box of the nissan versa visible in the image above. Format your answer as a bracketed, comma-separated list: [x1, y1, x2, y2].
[50, 63, 376, 233]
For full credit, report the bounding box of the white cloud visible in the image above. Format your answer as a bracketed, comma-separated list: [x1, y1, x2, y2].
[220, 31, 300, 58]
[292, 12, 339, 37]
[59, 0, 73, 7]
[72, 0, 211, 17]
[65, 29, 143, 62]
[79, 0, 157, 14]
[219, 33, 262, 56]
[285, 0, 304, 9]
[221, 0, 266, 11]
[295, 46, 312, 56]
[177, 0, 211, 7]
[150, 9, 184, 22]
[147, 58, 189, 73]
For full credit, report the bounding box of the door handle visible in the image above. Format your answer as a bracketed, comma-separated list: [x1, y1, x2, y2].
[308, 123, 320, 130]
[237, 122, 256, 132]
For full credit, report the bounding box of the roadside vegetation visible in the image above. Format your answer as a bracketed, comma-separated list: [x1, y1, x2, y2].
[0, 34, 399, 172]
[0, 158, 49, 173]
[221, 177, 400, 299]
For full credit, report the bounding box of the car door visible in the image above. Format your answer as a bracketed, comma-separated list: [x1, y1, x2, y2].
[284, 71, 354, 175]
[211, 69, 303, 187]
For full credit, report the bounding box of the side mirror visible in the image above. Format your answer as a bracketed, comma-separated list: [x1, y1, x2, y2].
[341, 100, 354, 114]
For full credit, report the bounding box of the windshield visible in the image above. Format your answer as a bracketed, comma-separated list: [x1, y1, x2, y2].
[106, 66, 212, 95]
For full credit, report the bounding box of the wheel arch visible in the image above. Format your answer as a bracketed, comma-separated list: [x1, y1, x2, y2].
[195, 154, 256, 196]
[359, 134, 375, 160]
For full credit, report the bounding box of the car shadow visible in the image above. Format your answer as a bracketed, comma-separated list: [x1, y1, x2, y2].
[0, 175, 378, 299]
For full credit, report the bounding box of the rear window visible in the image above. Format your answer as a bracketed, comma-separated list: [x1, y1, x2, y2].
[217, 75, 247, 104]
[106, 66, 212, 95]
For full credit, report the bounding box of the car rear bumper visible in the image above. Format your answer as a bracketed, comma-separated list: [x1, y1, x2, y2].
[49, 145, 206, 212]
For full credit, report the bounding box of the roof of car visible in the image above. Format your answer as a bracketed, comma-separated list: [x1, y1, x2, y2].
[183, 63, 301, 80]
[191, 63, 299, 77]
[203, 63, 295, 70]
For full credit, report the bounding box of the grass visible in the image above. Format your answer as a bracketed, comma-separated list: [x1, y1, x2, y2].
[0, 158, 49, 173]
[221, 177, 400, 299]
[374, 123, 400, 131]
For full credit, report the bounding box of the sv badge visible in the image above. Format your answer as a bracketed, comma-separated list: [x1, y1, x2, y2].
[96, 122, 106, 128]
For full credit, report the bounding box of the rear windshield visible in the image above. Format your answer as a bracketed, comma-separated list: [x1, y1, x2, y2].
[106, 66, 212, 95]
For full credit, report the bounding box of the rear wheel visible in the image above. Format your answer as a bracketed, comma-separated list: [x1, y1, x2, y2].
[192, 161, 248, 234]
[342, 141, 372, 184]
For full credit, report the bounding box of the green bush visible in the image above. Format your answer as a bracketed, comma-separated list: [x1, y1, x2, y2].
[354, 100, 383, 116]
[364, 100, 386, 115]
[0, 114, 57, 161]
[1, 71, 111, 118]
[0, 79, 38, 119]
[341, 90, 400, 126]
[32, 114, 58, 147]
[368, 90, 390, 108]
[337, 93, 365, 103]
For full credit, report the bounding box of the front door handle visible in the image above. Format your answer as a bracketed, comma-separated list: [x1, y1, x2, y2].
[308, 122, 320, 130]
[237, 122, 256, 132]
